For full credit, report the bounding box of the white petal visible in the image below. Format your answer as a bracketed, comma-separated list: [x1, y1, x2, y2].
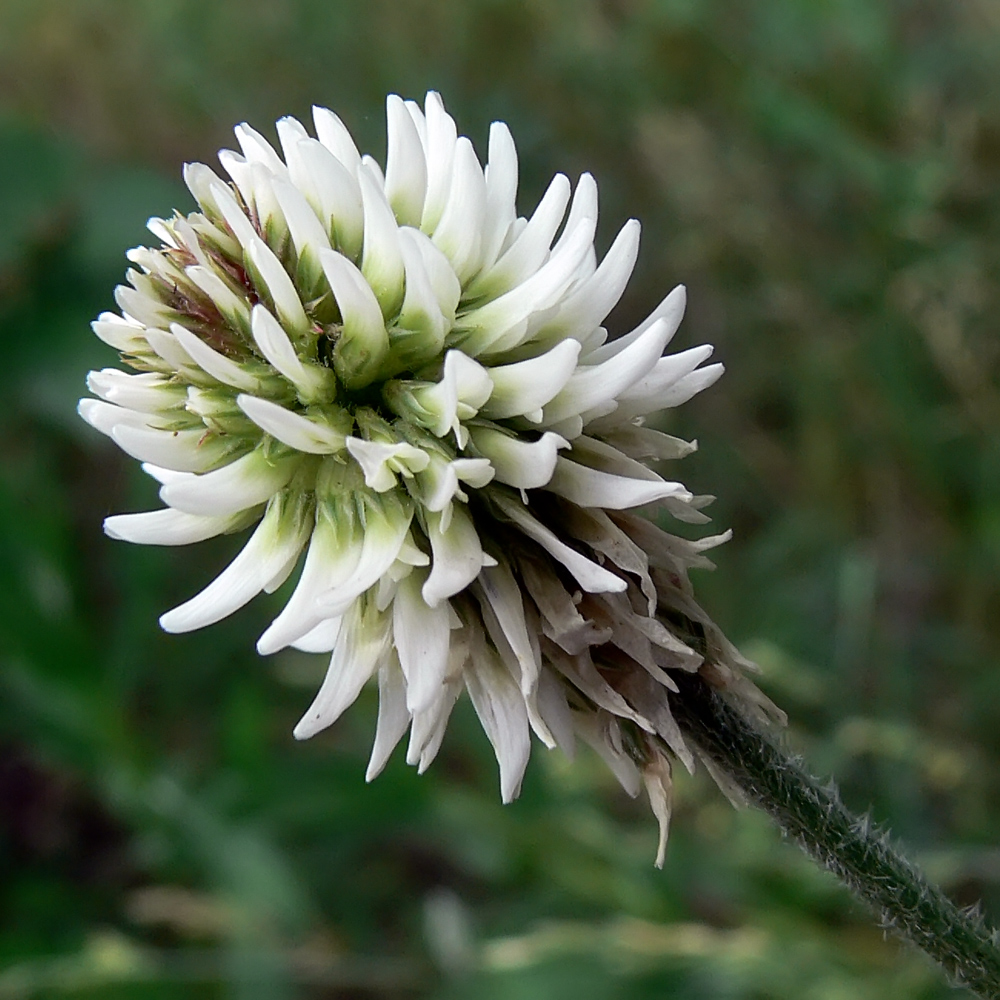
[111, 425, 234, 474]
[249, 305, 330, 400]
[169, 323, 259, 391]
[314, 495, 412, 616]
[358, 165, 406, 319]
[270, 175, 332, 267]
[409, 350, 493, 443]
[366, 658, 411, 781]
[480, 121, 519, 269]
[456, 216, 596, 358]
[422, 505, 486, 607]
[159, 491, 310, 633]
[419, 92, 458, 235]
[319, 248, 389, 388]
[393, 229, 449, 364]
[312, 106, 363, 174]
[257, 504, 362, 655]
[403, 226, 461, 322]
[141, 463, 190, 486]
[469, 427, 567, 489]
[346, 437, 429, 492]
[160, 448, 300, 516]
[474, 562, 551, 746]
[466, 173, 570, 300]
[430, 136, 486, 284]
[546, 457, 691, 509]
[207, 179, 259, 250]
[291, 617, 343, 653]
[234, 122, 287, 175]
[183, 265, 251, 331]
[541, 316, 673, 425]
[612, 363, 725, 420]
[552, 172, 599, 256]
[246, 236, 310, 339]
[78, 398, 156, 438]
[618, 344, 715, 404]
[237, 395, 348, 454]
[103, 508, 248, 546]
[465, 634, 531, 804]
[453, 457, 495, 488]
[183, 162, 228, 219]
[412, 680, 462, 773]
[293, 600, 391, 739]
[537, 218, 640, 343]
[479, 339, 581, 420]
[598, 424, 698, 462]
[583, 284, 686, 365]
[490, 491, 626, 594]
[393, 570, 451, 714]
[91, 313, 146, 352]
[293, 137, 364, 258]
[384, 94, 427, 227]
[143, 327, 197, 372]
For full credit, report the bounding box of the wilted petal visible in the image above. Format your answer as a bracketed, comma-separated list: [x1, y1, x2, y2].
[465, 632, 531, 804]
[491, 491, 626, 594]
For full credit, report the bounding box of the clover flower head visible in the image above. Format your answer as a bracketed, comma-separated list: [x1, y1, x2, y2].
[81, 92, 772, 863]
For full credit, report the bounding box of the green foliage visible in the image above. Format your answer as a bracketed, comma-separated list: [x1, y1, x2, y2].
[0, 0, 997, 995]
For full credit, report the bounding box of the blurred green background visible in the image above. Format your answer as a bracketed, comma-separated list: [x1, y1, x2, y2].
[0, 0, 998, 996]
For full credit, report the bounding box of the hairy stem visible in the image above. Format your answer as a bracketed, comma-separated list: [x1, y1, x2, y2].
[667, 669, 1000, 998]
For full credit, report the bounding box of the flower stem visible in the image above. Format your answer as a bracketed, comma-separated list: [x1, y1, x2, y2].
[667, 669, 1000, 998]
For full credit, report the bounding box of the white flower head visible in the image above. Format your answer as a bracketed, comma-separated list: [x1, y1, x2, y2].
[82, 92, 775, 861]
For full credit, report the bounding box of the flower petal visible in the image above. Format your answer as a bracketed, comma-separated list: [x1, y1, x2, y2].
[392, 569, 452, 715]
[238, 394, 349, 454]
[319, 248, 390, 389]
[159, 447, 301, 516]
[293, 598, 391, 739]
[358, 165, 406, 319]
[159, 489, 311, 633]
[103, 508, 251, 546]
[384, 94, 427, 227]
[546, 457, 691, 509]
[541, 316, 674, 425]
[468, 427, 568, 489]
[169, 323, 259, 392]
[366, 657, 411, 781]
[465, 630, 531, 804]
[490, 491, 626, 594]
[479, 339, 581, 421]
[422, 505, 487, 607]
